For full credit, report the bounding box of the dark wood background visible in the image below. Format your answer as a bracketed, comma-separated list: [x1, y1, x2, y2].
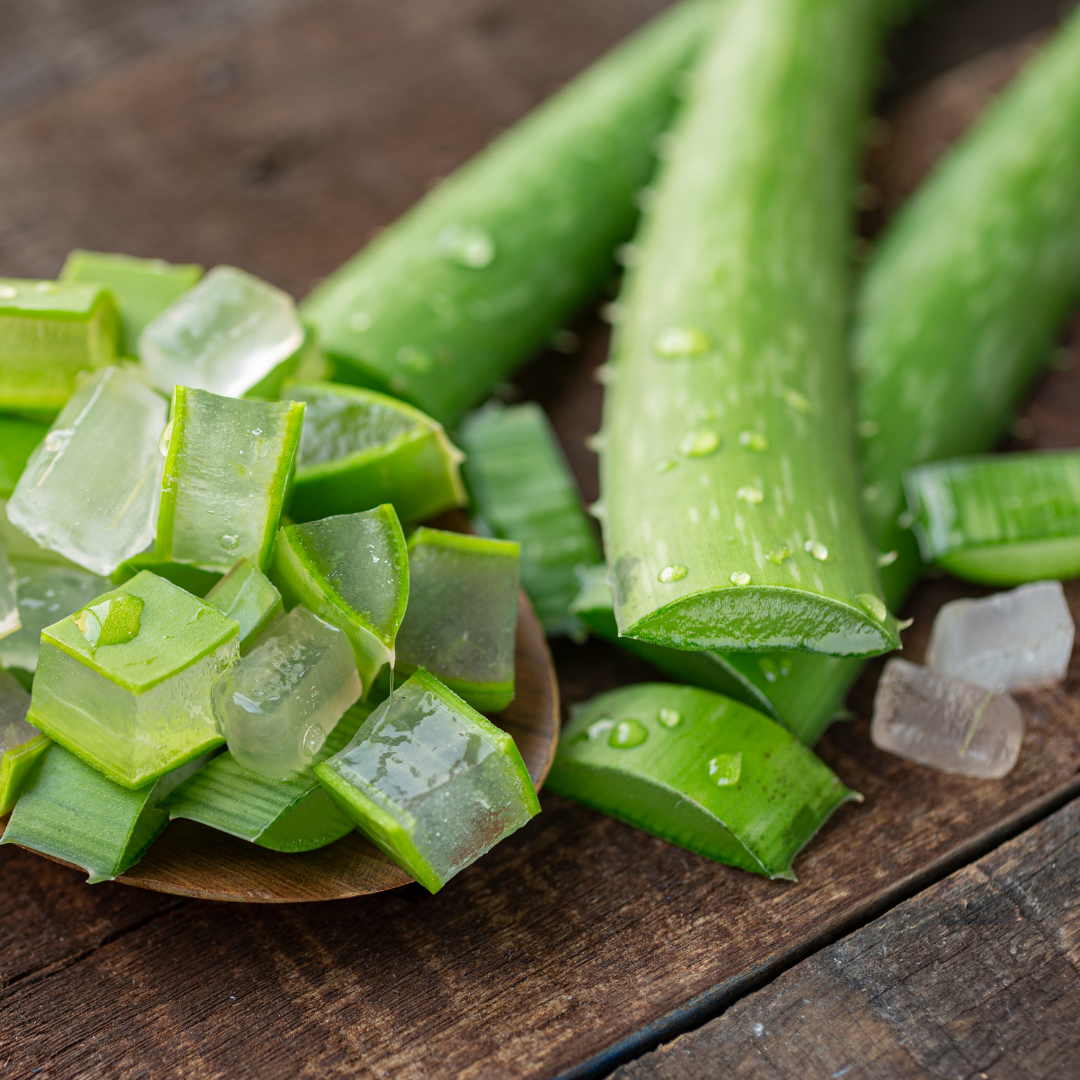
[1, 2, 1078, 1077]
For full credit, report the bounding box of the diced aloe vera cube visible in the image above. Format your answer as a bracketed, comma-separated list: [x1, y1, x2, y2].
[0, 668, 49, 814]
[1, 744, 212, 882]
[60, 250, 203, 357]
[287, 381, 466, 524]
[547, 684, 859, 881]
[140, 266, 304, 399]
[110, 554, 222, 596]
[29, 571, 239, 788]
[316, 669, 539, 893]
[395, 528, 519, 713]
[0, 278, 121, 414]
[6, 366, 169, 576]
[165, 701, 370, 851]
[205, 558, 282, 653]
[156, 386, 304, 573]
[270, 507, 409, 692]
[0, 417, 47, 499]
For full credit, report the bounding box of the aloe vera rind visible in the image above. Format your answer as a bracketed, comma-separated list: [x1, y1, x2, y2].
[2, 744, 211, 882]
[0, 667, 49, 814]
[547, 683, 858, 879]
[110, 554, 222, 596]
[458, 402, 601, 638]
[0, 418, 47, 499]
[0, 279, 121, 415]
[205, 557, 283, 652]
[570, 564, 856, 746]
[59, 250, 203, 356]
[600, 0, 897, 657]
[300, 0, 720, 428]
[287, 381, 466, 524]
[165, 702, 369, 852]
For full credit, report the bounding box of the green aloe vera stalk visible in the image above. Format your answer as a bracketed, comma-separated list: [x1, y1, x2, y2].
[394, 528, 520, 713]
[570, 565, 855, 746]
[599, 0, 898, 657]
[287, 381, 466, 524]
[165, 702, 370, 852]
[547, 683, 858, 879]
[157, 386, 305, 573]
[0, 668, 49, 815]
[0, 417, 47, 499]
[316, 669, 539, 894]
[59, 250, 203, 356]
[0, 279, 121, 416]
[2, 744, 212, 882]
[110, 554, 222, 596]
[205, 557, 283, 652]
[904, 451, 1080, 586]
[458, 402, 602, 638]
[300, 0, 720, 427]
[270, 507, 409, 692]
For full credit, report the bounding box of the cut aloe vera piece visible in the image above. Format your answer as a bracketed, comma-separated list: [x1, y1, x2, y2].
[904, 451, 1080, 586]
[110, 554, 222, 597]
[548, 683, 858, 879]
[395, 528, 519, 713]
[0, 540, 17, 643]
[270, 507, 409, 692]
[165, 702, 370, 852]
[0, 278, 121, 415]
[458, 402, 601, 638]
[0, 668, 49, 814]
[287, 381, 466, 524]
[570, 564, 857, 746]
[2, 744, 212, 882]
[59, 250, 203, 357]
[157, 386, 305, 573]
[205, 558, 282, 652]
[0, 417, 47, 499]
[29, 571, 238, 788]
[316, 669, 539, 894]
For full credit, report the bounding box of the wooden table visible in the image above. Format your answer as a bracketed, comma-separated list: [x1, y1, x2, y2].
[1, 2, 1078, 1077]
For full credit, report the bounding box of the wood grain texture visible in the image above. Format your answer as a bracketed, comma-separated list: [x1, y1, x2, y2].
[612, 796, 1080, 1080]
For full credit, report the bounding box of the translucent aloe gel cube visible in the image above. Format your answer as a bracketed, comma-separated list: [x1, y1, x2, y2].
[205, 557, 283, 653]
[315, 669, 540, 894]
[0, 667, 49, 814]
[395, 528, 520, 713]
[29, 571, 239, 788]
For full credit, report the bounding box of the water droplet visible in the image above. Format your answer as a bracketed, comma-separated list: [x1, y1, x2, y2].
[857, 419, 879, 438]
[0, 285, 17, 300]
[658, 564, 688, 584]
[585, 433, 605, 453]
[436, 224, 496, 268]
[33, 281, 58, 293]
[856, 593, 888, 622]
[653, 325, 711, 359]
[738, 430, 769, 452]
[677, 429, 721, 457]
[654, 457, 677, 474]
[609, 719, 649, 749]
[44, 428, 74, 453]
[75, 592, 144, 649]
[781, 387, 813, 414]
[878, 549, 899, 567]
[805, 540, 829, 561]
[396, 345, 433, 374]
[587, 718, 616, 740]
[350, 311, 373, 332]
[736, 486, 763, 505]
[708, 752, 742, 786]
[767, 546, 793, 565]
[658, 708, 682, 728]
[758, 657, 779, 683]
[157, 419, 174, 457]
[614, 243, 638, 268]
[220, 534, 240, 551]
[730, 570, 751, 586]
[303, 724, 326, 757]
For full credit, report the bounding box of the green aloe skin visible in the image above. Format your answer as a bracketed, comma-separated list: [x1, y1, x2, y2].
[599, 0, 898, 658]
[547, 683, 858, 879]
[458, 402, 602, 638]
[110, 554, 222, 596]
[204, 557, 283, 653]
[165, 703, 371, 853]
[0, 418, 48, 499]
[300, 0, 720, 428]
[904, 451, 1080, 586]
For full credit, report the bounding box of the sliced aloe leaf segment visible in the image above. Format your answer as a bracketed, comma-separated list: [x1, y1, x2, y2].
[316, 669, 539, 894]
[395, 527, 520, 713]
[547, 683, 858, 879]
[1, 743, 212, 882]
[287, 381, 466, 524]
[458, 402, 601, 637]
[0, 668, 49, 815]
[270, 507, 409, 692]
[0, 417, 48, 499]
[204, 557, 283, 653]
[111, 553, 222, 596]
[165, 702, 370, 852]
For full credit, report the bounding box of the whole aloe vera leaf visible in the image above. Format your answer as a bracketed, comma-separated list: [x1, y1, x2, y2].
[547, 683, 858, 879]
[300, 0, 721, 428]
[599, 0, 898, 657]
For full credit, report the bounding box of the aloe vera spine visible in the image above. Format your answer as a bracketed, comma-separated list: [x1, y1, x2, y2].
[300, 0, 719, 428]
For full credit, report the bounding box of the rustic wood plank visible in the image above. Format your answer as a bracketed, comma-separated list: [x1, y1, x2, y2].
[611, 797, 1080, 1080]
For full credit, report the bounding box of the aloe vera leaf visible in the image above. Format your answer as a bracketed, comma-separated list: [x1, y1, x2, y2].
[547, 683, 858, 879]
[457, 402, 602, 638]
[1, 744, 212, 882]
[287, 381, 466, 524]
[0, 668, 48, 815]
[110, 554, 222, 596]
[270, 507, 409, 692]
[316, 669, 539, 894]
[59, 250, 203, 357]
[0, 278, 121, 415]
[599, 0, 898, 657]
[300, 0, 720, 428]
[394, 528, 520, 713]
[0, 417, 47, 500]
[165, 702, 370, 852]
[204, 557, 283, 652]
